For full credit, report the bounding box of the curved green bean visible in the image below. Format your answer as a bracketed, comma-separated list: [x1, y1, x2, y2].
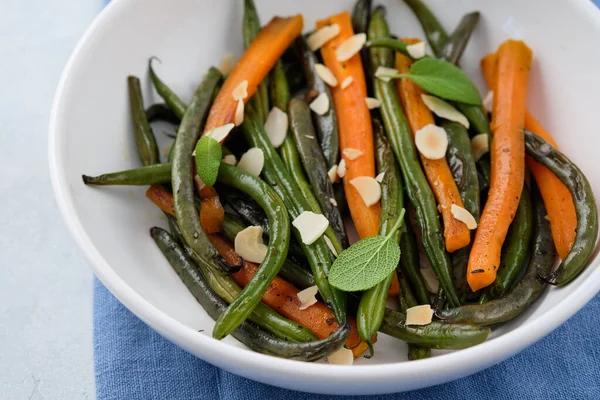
[440, 12, 480, 65]
[82, 163, 171, 186]
[146, 103, 181, 124]
[148, 57, 187, 120]
[403, 0, 448, 57]
[128, 76, 159, 166]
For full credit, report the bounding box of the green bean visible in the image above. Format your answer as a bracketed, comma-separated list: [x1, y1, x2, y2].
[145, 103, 181, 124]
[241, 116, 346, 324]
[437, 183, 556, 324]
[82, 163, 171, 186]
[294, 37, 339, 168]
[289, 99, 349, 249]
[369, 7, 459, 307]
[366, 37, 411, 59]
[479, 187, 533, 303]
[243, 0, 269, 124]
[148, 58, 187, 120]
[440, 12, 480, 65]
[380, 308, 490, 349]
[524, 130, 598, 285]
[283, 62, 306, 95]
[403, 0, 448, 57]
[128, 76, 159, 166]
[212, 163, 290, 339]
[357, 120, 404, 343]
[399, 220, 430, 305]
[397, 273, 431, 360]
[351, 0, 373, 94]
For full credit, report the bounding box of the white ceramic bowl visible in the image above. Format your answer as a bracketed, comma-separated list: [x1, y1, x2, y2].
[49, 0, 600, 395]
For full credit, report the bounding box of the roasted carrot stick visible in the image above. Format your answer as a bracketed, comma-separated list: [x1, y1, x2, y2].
[203, 15, 304, 134]
[468, 40, 532, 291]
[198, 186, 225, 234]
[317, 12, 381, 239]
[146, 185, 175, 216]
[395, 39, 471, 253]
[208, 233, 372, 358]
[481, 53, 576, 260]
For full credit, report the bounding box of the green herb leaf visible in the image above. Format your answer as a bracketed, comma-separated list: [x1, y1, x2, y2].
[407, 58, 482, 106]
[328, 209, 405, 292]
[195, 136, 222, 186]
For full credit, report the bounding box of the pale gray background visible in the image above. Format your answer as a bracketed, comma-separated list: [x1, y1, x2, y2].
[0, 0, 103, 398]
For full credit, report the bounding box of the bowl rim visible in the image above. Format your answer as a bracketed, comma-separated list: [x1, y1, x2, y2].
[49, 0, 600, 393]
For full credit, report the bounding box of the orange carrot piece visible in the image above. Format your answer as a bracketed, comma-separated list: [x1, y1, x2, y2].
[198, 186, 224, 234]
[395, 39, 471, 253]
[481, 53, 576, 259]
[146, 185, 175, 216]
[203, 15, 303, 134]
[468, 40, 532, 291]
[316, 12, 381, 239]
[208, 234, 373, 358]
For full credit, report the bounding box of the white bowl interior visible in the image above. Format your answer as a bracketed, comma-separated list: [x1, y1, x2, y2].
[50, 0, 600, 394]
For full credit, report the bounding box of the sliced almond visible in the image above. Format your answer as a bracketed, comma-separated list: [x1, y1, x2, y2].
[421, 268, 440, 293]
[415, 124, 448, 160]
[234, 99, 244, 126]
[237, 147, 264, 176]
[343, 148, 363, 160]
[421, 94, 469, 129]
[327, 347, 354, 365]
[218, 53, 236, 76]
[324, 235, 338, 257]
[337, 159, 346, 178]
[234, 226, 268, 264]
[307, 24, 341, 51]
[232, 80, 248, 101]
[336, 33, 367, 62]
[471, 133, 490, 161]
[375, 66, 399, 82]
[315, 64, 338, 87]
[406, 42, 426, 59]
[329, 197, 338, 207]
[365, 97, 381, 110]
[297, 285, 319, 310]
[264, 107, 288, 148]
[375, 172, 385, 183]
[451, 204, 478, 230]
[309, 92, 330, 116]
[207, 123, 235, 143]
[350, 176, 381, 207]
[406, 305, 434, 326]
[341, 76, 354, 89]
[483, 90, 494, 112]
[222, 154, 237, 165]
[292, 211, 330, 245]
[327, 164, 339, 183]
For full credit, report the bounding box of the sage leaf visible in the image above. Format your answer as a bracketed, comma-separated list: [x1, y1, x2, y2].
[195, 136, 222, 186]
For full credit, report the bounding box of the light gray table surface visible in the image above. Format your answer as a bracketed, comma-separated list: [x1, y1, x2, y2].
[0, 0, 104, 398]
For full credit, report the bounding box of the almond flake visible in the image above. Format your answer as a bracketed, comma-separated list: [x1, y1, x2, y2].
[336, 33, 367, 62]
[337, 159, 346, 178]
[292, 212, 330, 245]
[207, 123, 235, 143]
[415, 124, 448, 160]
[307, 24, 341, 51]
[315, 63, 338, 87]
[421, 268, 440, 293]
[471, 133, 490, 161]
[222, 154, 237, 165]
[350, 176, 381, 207]
[375, 172, 385, 183]
[406, 305, 434, 326]
[234, 99, 244, 126]
[341, 76, 354, 89]
[451, 204, 478, 230]
[328, 165, 339, 183]
[324, 235, 338, 257]
[327, 347, 354, 365]
[407, 42, 426, 59]
[218, 53, 236, 76]
[237, 147, 264, 176]
[375, 66, 399, 82]
[365, 97, 381, 110]
[329, 197, 338, 207]
[343, 148, 363, 160]
[264, 107, 288, 148]
[232, 80, 248, 101]
[421, 94, 469, 128]
[297, 285, 319, 310]
[483, 91, 494, 112]
[309, 92, 330, 116]
[234, 226, 268, 264]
